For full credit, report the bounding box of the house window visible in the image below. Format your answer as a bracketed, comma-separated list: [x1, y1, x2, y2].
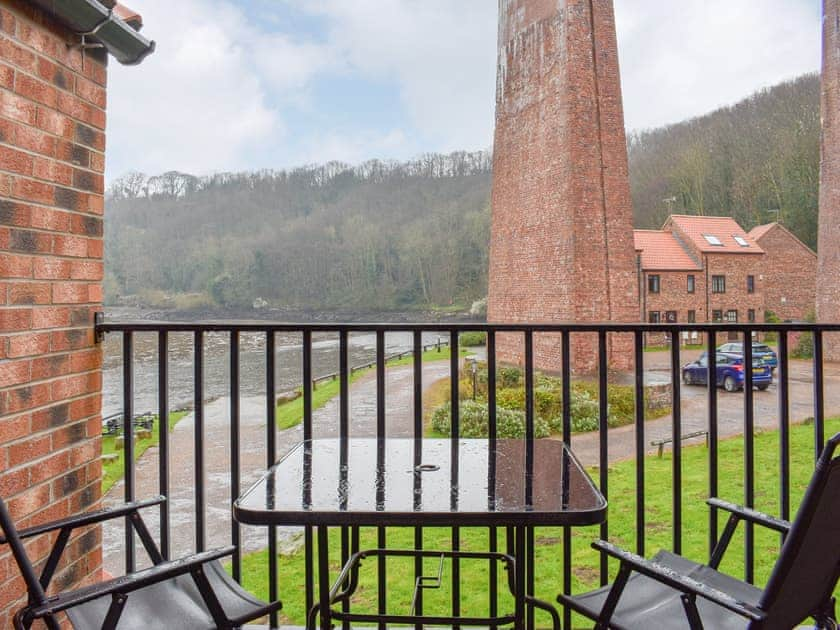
[687, 310, 696, 323]
[703, 234, 723, 246]
[712, 275, 726, 293]
[649, 311, 660, 323]
[648, 274, 660, 294]
[748, 309, 756, 322]
[712, 310, 723, 322]
[747, 275, 755, 293]
[687, 274, 695, 293]
[664, 310, 677, 323]
[726, 310, 738, 322]
[733, 235, 750, 247]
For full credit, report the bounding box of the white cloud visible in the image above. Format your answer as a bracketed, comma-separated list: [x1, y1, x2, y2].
[278, 0, 497, 152]
[105, 0, 821, 179]
[106, 0, 334, 179]
[615, 0, 820, 131]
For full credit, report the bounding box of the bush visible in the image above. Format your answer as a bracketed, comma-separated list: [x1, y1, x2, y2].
[430, 401, 550, 439]
[496, 388, 525, 410]
[498, 367, 522, 389]
[459, 331, 486, 347]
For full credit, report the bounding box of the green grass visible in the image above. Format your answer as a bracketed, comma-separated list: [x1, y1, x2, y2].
[236, 417, 840, 627]
[101, 411, 189, 494]
[275, 346, 468, 430]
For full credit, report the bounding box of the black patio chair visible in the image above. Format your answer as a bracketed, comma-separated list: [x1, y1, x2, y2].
[0, 495, 281, 629]
[558, 432, 840, 629]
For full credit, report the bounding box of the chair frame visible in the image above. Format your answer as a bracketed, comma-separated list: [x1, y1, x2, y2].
[559, 433, 840, 630]
[0, 495, 281, 630]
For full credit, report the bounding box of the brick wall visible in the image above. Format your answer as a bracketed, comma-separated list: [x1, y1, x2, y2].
[754, 224, 816, 321]
[488, 0, 638, 374]
[0, 1, 106, 623]
[817, 0, 840, 360]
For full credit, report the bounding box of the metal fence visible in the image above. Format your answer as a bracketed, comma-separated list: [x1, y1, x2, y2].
[94, 319, 840, 628]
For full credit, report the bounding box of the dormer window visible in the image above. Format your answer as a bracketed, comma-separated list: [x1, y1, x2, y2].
[733, 235, 749, 247]
[703, 234, 723, 246]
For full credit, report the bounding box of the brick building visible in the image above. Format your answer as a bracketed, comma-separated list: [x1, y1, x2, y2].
[488, 0, 638, 373]
[636, 216, 816, 342]
[817, 0, 840, 361]
[0, 1, 152, 624]
[748, 222, 817, 321]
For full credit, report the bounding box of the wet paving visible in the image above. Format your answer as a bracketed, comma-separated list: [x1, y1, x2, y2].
[102, 361, 452, 575]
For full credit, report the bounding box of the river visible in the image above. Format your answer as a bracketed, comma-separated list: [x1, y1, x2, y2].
[100, 309, 454, 419]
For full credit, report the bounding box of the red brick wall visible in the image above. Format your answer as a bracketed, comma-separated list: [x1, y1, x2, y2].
[0, 1, 106, 623]
[704, 253, 765, 325]
[642, 270, 706, 323]
[488, 0, 638, 373]
[755, 225, 816, 321]
[817, 0, 840, 360]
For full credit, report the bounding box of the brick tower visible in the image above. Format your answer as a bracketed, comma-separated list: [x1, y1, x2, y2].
[817, 0, 840, 361]
[487, 0, 639, 372]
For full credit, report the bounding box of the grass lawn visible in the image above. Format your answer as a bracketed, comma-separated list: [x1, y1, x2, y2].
[101, 410, 189, 494]
[236, 416, 840, 627]
[275, 345, 468, 430]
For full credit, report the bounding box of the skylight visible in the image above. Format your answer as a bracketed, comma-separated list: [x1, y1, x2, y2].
[703, 234, 723, 246]
[733, 235, 750, 247]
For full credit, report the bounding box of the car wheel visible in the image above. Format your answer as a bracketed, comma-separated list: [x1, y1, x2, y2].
[757, 384, 769, 391]
[682, 371, 692, 386]
[724, 376, 738, 392]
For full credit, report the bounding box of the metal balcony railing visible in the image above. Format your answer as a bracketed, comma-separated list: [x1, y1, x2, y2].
[94, 319, 840, 629]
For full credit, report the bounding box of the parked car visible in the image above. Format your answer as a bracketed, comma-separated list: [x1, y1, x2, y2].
[717, 342, 778, 369]
[682, 352, 772, 392]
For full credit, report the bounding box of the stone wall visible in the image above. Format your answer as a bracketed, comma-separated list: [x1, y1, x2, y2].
[0, 1, 106, 623]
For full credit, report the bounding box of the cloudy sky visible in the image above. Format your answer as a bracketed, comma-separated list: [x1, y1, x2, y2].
[105, 0, 822, 181]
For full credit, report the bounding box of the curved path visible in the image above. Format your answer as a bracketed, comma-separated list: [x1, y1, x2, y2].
[102, 361, 451, 575]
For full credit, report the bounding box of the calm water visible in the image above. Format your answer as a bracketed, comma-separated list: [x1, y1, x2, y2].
[101, 327, 451, 418]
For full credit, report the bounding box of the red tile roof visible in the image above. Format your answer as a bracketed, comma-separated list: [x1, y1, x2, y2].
[664, 215, 764, 254]
[747, 222, 775, 241]
[634, 229, 702, 271]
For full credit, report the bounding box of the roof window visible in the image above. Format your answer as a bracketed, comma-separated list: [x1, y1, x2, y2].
[703, 234, 723, 246]
[733, 235, 750, 247]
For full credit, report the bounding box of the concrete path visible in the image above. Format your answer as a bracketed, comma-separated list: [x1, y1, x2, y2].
[102, 361, 451, 575]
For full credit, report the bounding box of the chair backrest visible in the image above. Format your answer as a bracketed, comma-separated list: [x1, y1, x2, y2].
[0, 497, 64, 630]
[758, 432, 840, 628]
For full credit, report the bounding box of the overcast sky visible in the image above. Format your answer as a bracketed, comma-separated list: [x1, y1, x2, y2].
[105, 0, 821, 181]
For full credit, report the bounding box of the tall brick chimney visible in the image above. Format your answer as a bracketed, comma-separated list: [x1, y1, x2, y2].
[487, 0, 639, 372]
[817, 0, 840, 361]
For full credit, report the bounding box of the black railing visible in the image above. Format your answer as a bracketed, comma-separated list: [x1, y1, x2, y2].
[95, 319, 840, 628]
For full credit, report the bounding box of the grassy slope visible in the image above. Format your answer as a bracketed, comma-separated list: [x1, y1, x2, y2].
[101, 411, 189, 493]
[237, 417, 840, 626]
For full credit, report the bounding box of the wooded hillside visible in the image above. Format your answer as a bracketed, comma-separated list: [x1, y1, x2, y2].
[105, 73, 820, 310]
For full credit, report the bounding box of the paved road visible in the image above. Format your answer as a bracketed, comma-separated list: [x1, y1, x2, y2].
[102, 361, 452, 575]
[569, 349, 840, 466]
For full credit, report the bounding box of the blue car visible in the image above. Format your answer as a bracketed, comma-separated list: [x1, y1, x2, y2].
[682, 352, 772, 392]
[717, 342, 778, 369]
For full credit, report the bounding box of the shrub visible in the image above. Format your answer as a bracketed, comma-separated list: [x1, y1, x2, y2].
[496, 388, 525, 410]
[498, 367, 522, 389]
[459, 331, 487, 347]
[430, 401, 549, 439]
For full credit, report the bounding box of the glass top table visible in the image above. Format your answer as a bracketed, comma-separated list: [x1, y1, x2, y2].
[233, 437, 606, 528]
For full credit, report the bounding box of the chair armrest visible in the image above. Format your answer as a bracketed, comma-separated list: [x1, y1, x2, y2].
[1, 496, 166, 543]
[707, 498, 791, 534]
[27, 546, 236, 618]
[592, 540, 767, 622]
